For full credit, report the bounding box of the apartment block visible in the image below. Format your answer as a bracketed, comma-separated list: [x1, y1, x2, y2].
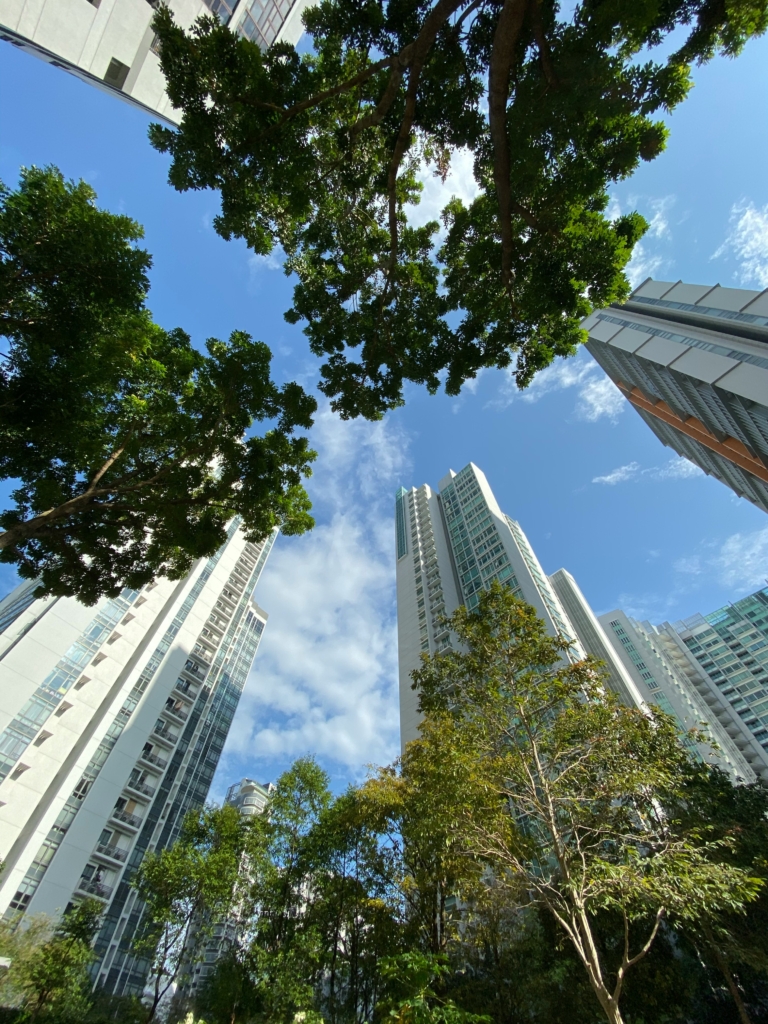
[583, 278, 768, 512]
[0, 522, 274, 995]
[0, 0, 313, 123]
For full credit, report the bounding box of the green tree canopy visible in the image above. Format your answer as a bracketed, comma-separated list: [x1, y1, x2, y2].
[0, 899, 102, 1024]
[412, 583, 764, 1024]
[150, 0, 767, 419]
[0, 166, 317, 602]
[133, 804, 253, 1022]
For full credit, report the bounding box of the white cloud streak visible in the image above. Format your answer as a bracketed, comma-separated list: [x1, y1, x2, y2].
[493, 351, 627, 423]
[671, 526, 768, 594]
[592, 462, 640, 485]
[576, 377, 626, 422]
[716, 527, 768, 590]
[217, 408, 408, 790]
[712, 200, 768, 288]
[592, 456, 703, 486]
[609, 194, 675, 288]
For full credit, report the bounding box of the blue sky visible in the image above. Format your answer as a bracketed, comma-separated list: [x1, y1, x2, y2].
[2, 33, 768, 795]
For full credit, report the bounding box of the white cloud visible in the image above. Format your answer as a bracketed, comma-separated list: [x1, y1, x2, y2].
[405, 148, 480, 230]
[591, 456, 703, 486]
[492, 351, 626, 423]
[609, 193, 675, 288]
[712, 200, 768, 288]
[653, 457, 704, 481]
[215, 407, 409, 791]
[625, 241, 665, 288]
[645, 195, 675, 241]
[519, 355, 595, 404]
[576, 376, 625, 423]
[249, 248, 283, 273]
[592, 461, 640, 485]
[716, 527, 768, 590]
[673, 555, 703, 576]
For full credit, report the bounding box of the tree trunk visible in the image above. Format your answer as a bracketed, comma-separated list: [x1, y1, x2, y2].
[703, 925, 753, 1024]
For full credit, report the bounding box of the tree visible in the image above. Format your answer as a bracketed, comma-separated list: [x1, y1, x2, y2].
[149, 0, 767, 420]
[0, 166, 316, 603]
[412, 583, 763, 1024]
[663, 764, 768, 1024]
[0, 900, 102, 1023]
[133, 804, 251, 1023]
[360, 728, 482, 957]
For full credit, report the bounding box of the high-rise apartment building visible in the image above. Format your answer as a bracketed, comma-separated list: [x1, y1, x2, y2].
[395, 463, 757, 781]
[0, 0, 312, 123]
[583, 278, 768, 513]
[395, 463, 587, 748]
[657, 589, 768, 782]
[225, 776, 273, 817]
[599, 611, 759, 782]
[0, 522, 274, 995]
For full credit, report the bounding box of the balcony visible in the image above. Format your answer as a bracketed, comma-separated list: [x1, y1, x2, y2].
[173, 681, 197, 702]
[138, 749, 167, 771]
[94, 842, 128, 865]
[76, 878, 113, 900]
[125, 778, 156, 799]
[163, 704, 189, 724]
[153, 724, 178, 747]
[110, 808, 143, 831]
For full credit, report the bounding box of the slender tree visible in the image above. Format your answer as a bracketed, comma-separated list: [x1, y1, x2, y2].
[149, 0, 767, 419]
[133, 805, 250, 1023]
[0, 166, 316, 603]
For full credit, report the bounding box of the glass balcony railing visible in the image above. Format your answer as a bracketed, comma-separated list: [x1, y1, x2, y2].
[110, 808, 143, 830]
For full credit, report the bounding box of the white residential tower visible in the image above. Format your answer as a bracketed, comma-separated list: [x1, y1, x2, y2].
[0, 521, 274, 995]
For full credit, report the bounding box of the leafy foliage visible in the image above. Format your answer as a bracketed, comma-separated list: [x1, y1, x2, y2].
[413, 583, 764, 1024]
[0, 166, 316, 602]
[108, 596, 768, 1024]
[133, 805, 253, 1022]
[150, 0, 767, 418]
[0, 900, 102, 1024]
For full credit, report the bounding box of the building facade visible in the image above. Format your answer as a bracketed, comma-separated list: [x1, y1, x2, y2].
[395, 464, 588, 748]
[0, 522, 274, 995]
[583, 278, 768, 513]
[395, 463, 757, 781]
[598, 611, 758, 782]
[658, 588, 768, 782]
[0, 0, 313, 124]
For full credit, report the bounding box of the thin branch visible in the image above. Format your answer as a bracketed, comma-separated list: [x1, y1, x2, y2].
[530, 0, 558, 88]
[85, 444, 126, 494]
[488, 0, 531, 293]
[238, 53, 398, 138]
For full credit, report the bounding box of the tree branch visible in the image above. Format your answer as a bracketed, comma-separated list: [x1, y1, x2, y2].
[531, 0, 558, 88]
[488, 0, 531, 293]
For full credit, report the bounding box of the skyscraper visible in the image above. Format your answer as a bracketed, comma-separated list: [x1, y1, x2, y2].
[185, 777, 273, 998]
[657, 588, 768, 782]
[599, 611, 759, 782]
[395, 463, 756, 780]
[583, 278, 768, 513]
[0, 522, 274, 995]
[395, 463, 587, 748]
[0, 0, 312, 123]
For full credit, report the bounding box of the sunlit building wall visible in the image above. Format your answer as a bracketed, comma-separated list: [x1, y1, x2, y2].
[395, 463, 630, 749]
[0, 0, 313, 123]
[0, 524, 274, 995]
